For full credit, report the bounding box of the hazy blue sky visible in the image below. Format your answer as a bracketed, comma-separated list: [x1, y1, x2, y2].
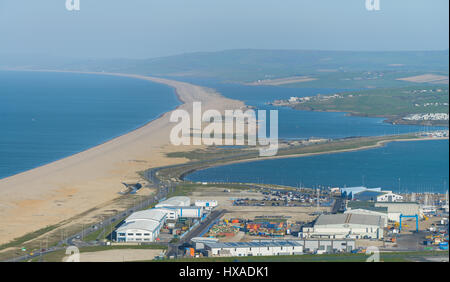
[0, 0, 448, 59]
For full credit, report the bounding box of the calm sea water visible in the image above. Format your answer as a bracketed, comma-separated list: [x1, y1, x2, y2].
[186, 139, 449, 193]
[0, 71, 180, 179]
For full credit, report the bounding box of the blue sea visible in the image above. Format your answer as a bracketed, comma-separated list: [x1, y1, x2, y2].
[186, 139, 449, 193]
[0, 71, 180, 179]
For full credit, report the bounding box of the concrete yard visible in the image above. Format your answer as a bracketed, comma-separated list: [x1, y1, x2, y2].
[190, 187, 329, 223]
[221, 206, 329, 222]
[63, 249, 164, 262]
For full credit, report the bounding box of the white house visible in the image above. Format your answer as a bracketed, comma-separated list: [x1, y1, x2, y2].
[377, 192, 403, 202]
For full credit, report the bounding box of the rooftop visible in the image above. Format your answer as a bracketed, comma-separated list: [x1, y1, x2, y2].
[116, 220, 161, 233]
[125, 209, 167, 223]
[315, 213, 383, 227]
[155, 196, 190, 207]
[354, 191, 386, 202]
[204, 240, 303, 249]
[347, 201, 390, 213]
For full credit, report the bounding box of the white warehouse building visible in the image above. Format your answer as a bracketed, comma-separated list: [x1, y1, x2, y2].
[116, 209, 167, 242]
[344, 208, 389, 227]
[195, 200, 218, 209]
[155, 196, 190, 208]
[157, 206, 203, 219]
[116, 196, 204, 242]
[374, 202, 421, 222]
[377, 192, 404, 202]
[301, 214, 385, 240]
[204, 241, 303, 257]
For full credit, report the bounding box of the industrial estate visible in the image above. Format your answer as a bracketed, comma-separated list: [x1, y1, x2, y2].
[114, 186, 449, 259]
[0, 1, 448, 267]
[7, 177, 447, 262]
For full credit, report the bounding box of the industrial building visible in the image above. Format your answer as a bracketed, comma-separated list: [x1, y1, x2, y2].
[157, 206, 203, 219]
[155, 196, 190, 208]
[352, 190, 403, 202]
[116, 196, 204, 242]
[116, 209, 167, 242]
[252, 239, 355, 254]
[374, 202, 420, 222]
[195, 200, 218, 210]
[376, 192, 403, 202]
[340, 187, 382, 200]
[342, 187, 403, 203]
[301, 214, 385, 240]
[297, 239, 355, 253]
[203, 241, 303, 257]
[344, 208, 388, 227]
[347, 201, 419, 222]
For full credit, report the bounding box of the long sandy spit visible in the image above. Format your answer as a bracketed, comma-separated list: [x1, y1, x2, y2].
[0, 71, 244, 245]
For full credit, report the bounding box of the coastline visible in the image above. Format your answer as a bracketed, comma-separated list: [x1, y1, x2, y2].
[288, 106, 449, 127]
[179, 136, 449, 182]
[0, 70, 245, 245]
[0, 69, 447, 247]
[0, 69, 181, 180]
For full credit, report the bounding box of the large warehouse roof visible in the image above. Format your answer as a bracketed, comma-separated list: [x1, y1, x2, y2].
[354, 191, 386, 202]
[116, 220, 160, 233]
[347, 201, 388, 213]
[155, 196, 190, 208]
[341, 187, 382, 199]
[315, 214, 383, 227]
[204, 240, 302, 249]
[125, 209, 167, 223]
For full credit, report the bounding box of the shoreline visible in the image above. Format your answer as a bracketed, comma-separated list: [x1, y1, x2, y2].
[179, 136, 449, 183]
[0, 69, 183, 181]
[0, 69, 245, 245]
[288, 106, 449, 127]
[0, 69, 448, 246]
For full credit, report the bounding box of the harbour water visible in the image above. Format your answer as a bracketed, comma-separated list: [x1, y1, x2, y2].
[185, 139, 449, 193]
[181, 82, 448, 192]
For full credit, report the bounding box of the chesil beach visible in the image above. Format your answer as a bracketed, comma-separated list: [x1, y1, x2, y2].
[0, 71, 244, 246]
[0, 70, 448, 250]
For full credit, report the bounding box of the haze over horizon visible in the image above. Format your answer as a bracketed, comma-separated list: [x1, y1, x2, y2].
[0, 0, 448, 59]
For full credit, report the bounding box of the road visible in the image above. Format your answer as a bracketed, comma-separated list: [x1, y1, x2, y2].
[331, 198, 345, 214]
[3, 168, 173, 262]
[166, 209, 226, 258]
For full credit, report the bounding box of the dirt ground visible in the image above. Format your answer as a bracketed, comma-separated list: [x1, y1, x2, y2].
[222, 206, 328, 222]
[62, 249, 164, 262]
[191, 187, 329, 222]
[191, 188, 264, 207]
[355, 239, 384, 249]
